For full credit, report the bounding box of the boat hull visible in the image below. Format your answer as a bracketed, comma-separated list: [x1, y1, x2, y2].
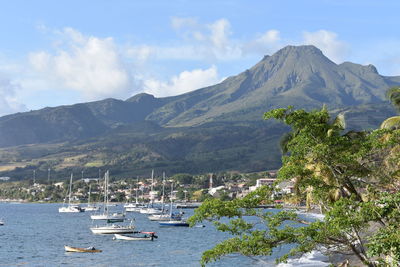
[64, 246, 102, 253]
[159, 220, 189, 227]
[139, 208, 162, 214]
[113, 233, 155, 241]
[90, 213, 125, 220]
[90, 225, 135, 234]
[59, 206, 83, 213]
[84, 206, 100, 211]
[148, 214, 182, 221]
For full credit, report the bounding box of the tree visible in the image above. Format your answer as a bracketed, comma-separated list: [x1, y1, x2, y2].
[381, 86, 400, 129]
[171, 173, 194, 185]
[189, 106, 400, 266]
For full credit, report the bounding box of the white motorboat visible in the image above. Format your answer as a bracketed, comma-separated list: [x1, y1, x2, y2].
[113, 232, 157, 241]
[0, 219, 4, 226]
[59, 174, 84, 213]
[90, 224, 135, 234]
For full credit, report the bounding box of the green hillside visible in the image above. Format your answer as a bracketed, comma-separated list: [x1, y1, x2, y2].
[0, 45, 398, 180]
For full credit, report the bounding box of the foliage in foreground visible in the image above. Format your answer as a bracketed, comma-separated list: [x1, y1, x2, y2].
[189, 104, 400, 266]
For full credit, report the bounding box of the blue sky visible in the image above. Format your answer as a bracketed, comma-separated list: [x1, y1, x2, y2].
[0, 0, 400, 116]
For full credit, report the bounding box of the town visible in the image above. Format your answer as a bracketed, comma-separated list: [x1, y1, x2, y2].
[0, 170, 297, 206]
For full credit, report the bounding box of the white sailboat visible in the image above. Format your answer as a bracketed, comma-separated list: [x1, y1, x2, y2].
[84, 184, 100, 212]
[159, 182, 189, 227]
[59, 174, 83, 213]
[140, 170, 162, 215]
[90, 171, 133, 234]
[90, 171, 125, 220]
[148, 172, 183, 221]
[124, 177, 146, 212]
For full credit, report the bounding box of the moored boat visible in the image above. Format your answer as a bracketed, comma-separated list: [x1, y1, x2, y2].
[113, 232, 157, 241]
[90, 224, 135, 234]
[158, 182, 189, 227]
[90, 171, 125, 220]
[59, 205, 84, 213]
[64, 245, 102, 253]
[90, 171, 134, 235]
[91, 212, 125, 220]
[59, 174, 84, 213]
[148, 212, 183, 221]
[84, 185, 100, 212]
[159, 220, 189, 227]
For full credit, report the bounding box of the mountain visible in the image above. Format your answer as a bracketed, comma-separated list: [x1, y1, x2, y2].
[0, 45, 398, 179]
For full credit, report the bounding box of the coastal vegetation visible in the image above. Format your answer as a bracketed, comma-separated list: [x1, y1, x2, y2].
[189, 87, 400, 266]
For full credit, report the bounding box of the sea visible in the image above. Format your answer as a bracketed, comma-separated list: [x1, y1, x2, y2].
[0, 203, 330, 266]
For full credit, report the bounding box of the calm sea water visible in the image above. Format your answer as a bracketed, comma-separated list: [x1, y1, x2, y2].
[0, 203, 329, 267]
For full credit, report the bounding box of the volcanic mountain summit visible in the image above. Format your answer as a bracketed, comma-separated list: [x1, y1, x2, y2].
[0, 45, 399, 177]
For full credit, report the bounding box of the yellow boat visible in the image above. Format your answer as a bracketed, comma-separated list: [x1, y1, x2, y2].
[64, 245, 102, 253]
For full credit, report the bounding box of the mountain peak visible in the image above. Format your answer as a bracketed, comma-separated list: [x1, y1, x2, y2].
[264, 45, 324, 60]
[126, 93, 155, 103]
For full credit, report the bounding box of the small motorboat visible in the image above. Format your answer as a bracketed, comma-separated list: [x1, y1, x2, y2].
[113, 232, 158, 241]
[0, 219, 4, 226]
[64, 245, 102, 253]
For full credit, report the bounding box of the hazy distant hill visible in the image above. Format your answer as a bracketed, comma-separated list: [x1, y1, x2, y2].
[0, 45, 398, 179]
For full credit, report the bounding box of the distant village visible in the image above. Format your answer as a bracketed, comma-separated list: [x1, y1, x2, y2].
[0, 170, 297, 205]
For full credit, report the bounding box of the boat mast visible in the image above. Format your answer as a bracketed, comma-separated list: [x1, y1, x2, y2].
[169, 182, 173, 217]
[135, 176, 139, 204]
[162, 172, 165, 212]
[105, 171, 109, 214]
[68, 173, 73, 207]
[88, 184, 91, 206]
[150, 169, 154, 207]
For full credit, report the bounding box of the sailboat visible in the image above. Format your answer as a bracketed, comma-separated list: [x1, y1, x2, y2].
[84, 184, 100, 212]
[90, 171, 134, 234]
[139, 170, 162, 215]
[90, 171, 125, 221]
[159, 182, 189, 227]
[59, 174, 83, 213]
[124, 177, 146, 212]
[148, 172, 183, 221]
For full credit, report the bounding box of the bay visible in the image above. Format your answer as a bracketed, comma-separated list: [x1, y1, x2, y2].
[0, 203, 267, 266]
[0, 203, 329, 266]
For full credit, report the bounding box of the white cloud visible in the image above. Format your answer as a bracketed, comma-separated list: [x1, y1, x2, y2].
[302, 30, 349, 63]
[29, 28, 132, 100]
[143, 66, 220, 97]
[242, 30, 282, 55]
[168, 17, 242, 61]
[0, 75, 27, 116]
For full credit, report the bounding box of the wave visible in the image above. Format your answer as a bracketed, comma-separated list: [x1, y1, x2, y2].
[276, 250, 330, 267]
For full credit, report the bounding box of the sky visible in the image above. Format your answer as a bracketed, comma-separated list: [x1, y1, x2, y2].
[0, 0, 400, 116]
